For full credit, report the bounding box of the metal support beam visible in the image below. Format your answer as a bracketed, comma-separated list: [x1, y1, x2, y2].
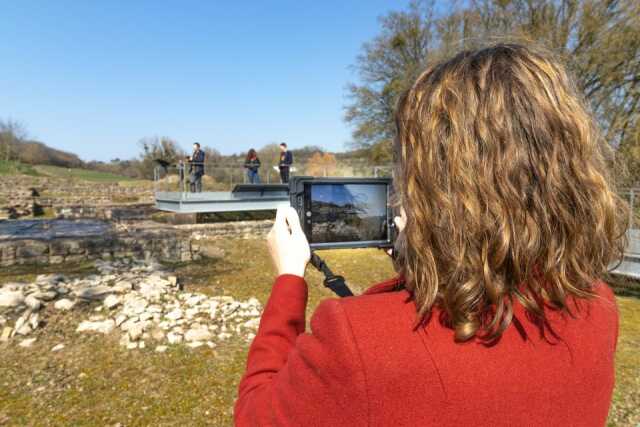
[154, 185, 290, 214]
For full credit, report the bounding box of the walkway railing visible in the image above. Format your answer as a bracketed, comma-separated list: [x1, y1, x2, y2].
[619, 188, 640, 230]
[153, 163, 395, 193]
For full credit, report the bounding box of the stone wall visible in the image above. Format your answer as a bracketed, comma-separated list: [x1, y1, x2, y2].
[0, 219, 273, 267]
[178, 220, 273, 239]
[53, 204, 157, 221]
[0, 222, 198, 267]
[0, 175, 153, 219]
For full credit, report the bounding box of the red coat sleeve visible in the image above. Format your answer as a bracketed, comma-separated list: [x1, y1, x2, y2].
[235, 274, 368, 427]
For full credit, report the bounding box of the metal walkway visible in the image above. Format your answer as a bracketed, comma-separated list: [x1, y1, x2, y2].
[154, 184, 290, 213]
[611, 229, 640, 279]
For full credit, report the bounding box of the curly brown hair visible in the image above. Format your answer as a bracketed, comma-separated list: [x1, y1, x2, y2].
[393, 43, 628, 342]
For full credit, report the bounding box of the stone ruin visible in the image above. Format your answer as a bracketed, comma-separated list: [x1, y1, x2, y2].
[0, 175, 154, 220]
[0, 219, 273, 268]
[0, 219, 202, 267]
[0, 258, 262, 352]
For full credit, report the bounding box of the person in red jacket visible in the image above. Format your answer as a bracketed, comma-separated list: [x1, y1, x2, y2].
[235, 43, 626, 426]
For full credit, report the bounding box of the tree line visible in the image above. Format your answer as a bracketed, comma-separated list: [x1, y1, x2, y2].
[345, 0, 640, 182]
[0, 119, 84, 168]
[0, 121, 355, 181]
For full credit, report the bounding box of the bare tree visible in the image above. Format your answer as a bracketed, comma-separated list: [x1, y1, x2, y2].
[306, 152, 338, 176]
[137, 136, 185, 179]
[0, 119, 28, 162]
[345, 0, 640, 175]
[345, 0, 436, 162]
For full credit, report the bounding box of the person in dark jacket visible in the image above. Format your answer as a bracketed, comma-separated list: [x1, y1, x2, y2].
[278, 142, 293, 184]
[188, 142, 205, 193]
[244, 148, 261, 184]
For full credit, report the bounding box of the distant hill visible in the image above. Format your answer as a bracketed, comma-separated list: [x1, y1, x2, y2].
[6, 138, 84, 168]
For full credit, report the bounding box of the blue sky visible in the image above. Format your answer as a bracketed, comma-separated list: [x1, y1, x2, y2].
[0, 0, 413, 161]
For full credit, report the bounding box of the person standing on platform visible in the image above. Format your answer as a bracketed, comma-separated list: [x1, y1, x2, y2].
[245, 149, 261, 184]
[278, 142, 293, 184]
[189, 142, 205, 193]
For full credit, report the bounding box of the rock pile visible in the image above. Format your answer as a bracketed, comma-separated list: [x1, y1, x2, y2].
[0, 258, 262, 351]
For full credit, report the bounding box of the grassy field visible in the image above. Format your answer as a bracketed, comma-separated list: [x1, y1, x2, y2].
[33, 164, 137, 182]
[0, 160, 41, 176]
[0, 239, 638, 426]
[0, 160, 140, 183]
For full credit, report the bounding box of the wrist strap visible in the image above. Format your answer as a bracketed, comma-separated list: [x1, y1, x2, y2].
[310, 252, 354, 298]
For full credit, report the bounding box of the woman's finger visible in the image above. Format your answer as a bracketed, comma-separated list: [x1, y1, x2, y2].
[274, 206, 288, 232]
[283, 206, 304, 236]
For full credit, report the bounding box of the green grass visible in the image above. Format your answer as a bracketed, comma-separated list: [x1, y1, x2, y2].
[608, 296, 640, 426]
[0, 239, 638, 426]
[33, 165, 137, 183]
[0, 160, 143, 183]
[0, 160, 41, 176]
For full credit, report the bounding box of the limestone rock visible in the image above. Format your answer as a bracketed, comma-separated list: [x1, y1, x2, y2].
[138, 281, 166, 301]
[155, 345, 168, 353]
[139, 312, 153, 322]
[14, 314, 29, 335]
[150, 328, 165, 341]
[166, 308, 183, 321]
[24, 295, 42, 311]
[0, 290, 24, 308]
[127, 323, 144, 341]
[30, 290, 58, 301]
[185, 295, 204, 307]
[54, 298, 75, 311]
[119, 318, 138, 332]
[114, 314, 128, 327]
[75, 285, 112, 300]
[167, 332, 183, 344]
[19, 337, 37, 348]
[243, 318, 260, 329]
[112, 280, 133, 293]
[28, 313, 40, 330]
[103, 294, 121, 309]
[185, 327, 212, 342]
[16, 324, 32, 335]
[123, 297, 148, 315]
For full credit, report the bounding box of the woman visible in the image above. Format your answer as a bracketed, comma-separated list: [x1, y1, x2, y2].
[235, 44, 626, 426]
[245, 149, 261, 184]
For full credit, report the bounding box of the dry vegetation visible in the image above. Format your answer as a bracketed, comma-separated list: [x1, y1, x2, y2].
[0, 239, 638, 426]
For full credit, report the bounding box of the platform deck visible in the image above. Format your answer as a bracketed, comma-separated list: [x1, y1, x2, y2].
[154, 184, 290, 213]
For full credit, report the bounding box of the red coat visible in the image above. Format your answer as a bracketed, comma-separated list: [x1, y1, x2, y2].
[235, 275, 618, 426]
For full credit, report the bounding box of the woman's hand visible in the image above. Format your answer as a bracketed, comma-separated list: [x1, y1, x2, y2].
[267, 206, 311, 278]
[381, 209, 407, 257]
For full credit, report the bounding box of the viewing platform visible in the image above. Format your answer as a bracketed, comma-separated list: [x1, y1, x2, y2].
[154, 184, 290, 213]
